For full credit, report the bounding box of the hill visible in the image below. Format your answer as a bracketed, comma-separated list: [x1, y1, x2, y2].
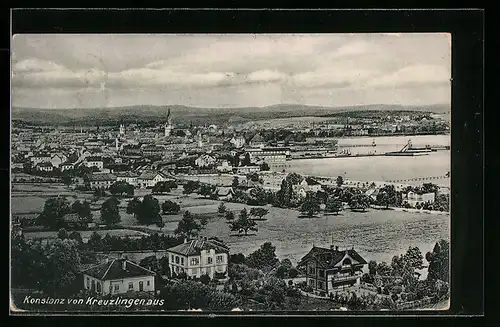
[11, 103, 450, 126]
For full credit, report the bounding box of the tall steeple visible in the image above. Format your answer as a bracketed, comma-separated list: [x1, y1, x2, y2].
[164, 108, 173, 137]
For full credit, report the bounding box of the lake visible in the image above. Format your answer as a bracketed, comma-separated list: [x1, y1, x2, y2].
[287, 135, 450, 186]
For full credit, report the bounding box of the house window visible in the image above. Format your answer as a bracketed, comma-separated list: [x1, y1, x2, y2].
[181, 257, 185, 265]
[96, 282, 102, 293]
[170, 254, 174, 262]
[318, 269, 325, 278]
[86, 277, 90, 288]
[147, 281, 150, 286]
[308, 267, 316, 275]
[190, 258, 199, 266]
[175, 256, 180, 264]
[216, 255, 224, 264]
[192, 268, 199, 276]
[114, 285, 119, 292]
[207, 257, 213, 265]
[318, 281, 324, 289]
[309, 279, 315, 286]
[128, 282, 134, 290]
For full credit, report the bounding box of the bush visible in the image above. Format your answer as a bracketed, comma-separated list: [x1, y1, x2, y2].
[288, 280, 293, 286]
[288, 267, 299, 278]
[200, 274, 211, 285]
[214, 271, 227, 280]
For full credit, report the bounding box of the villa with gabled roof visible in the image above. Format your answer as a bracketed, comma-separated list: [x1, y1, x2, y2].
[81, 258, 156, 296]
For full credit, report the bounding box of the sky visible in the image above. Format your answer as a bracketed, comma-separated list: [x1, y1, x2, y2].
[11, 33, 451, 109]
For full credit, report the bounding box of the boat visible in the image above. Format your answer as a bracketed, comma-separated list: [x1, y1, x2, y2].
[384, 139, 432, 156]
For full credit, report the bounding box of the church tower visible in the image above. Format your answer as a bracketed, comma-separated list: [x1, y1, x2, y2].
[119, 122, 125, 136]
[164, 108, 173, 137]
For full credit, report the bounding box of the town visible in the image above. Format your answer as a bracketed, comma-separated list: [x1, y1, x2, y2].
[11, 107, 450, 311]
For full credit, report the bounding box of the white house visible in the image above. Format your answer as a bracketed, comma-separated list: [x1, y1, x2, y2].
[293, 178, 323, 197]
[166, 237, 230, 279]
[88, 173, 117, 189]
[235, 165, 260, 175]
[115, 171, 140, 187]
[30, 154, 51, 166]
[137, 171, 168, 188]
[403, 191, 436, 207]
[50, 153, 67, 168]
[230, 136, 246, 149]
[81, 258, 156, 296]
[35, 162, 54, 172]
[195, 154, 216, 168]
[216, 160, 233, 173]
[84, 156, 104, 170]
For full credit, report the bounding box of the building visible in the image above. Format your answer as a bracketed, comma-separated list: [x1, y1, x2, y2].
[195, 154, 216, 168]
[60, 162, 75, 172]
[137, 171, 168, 188]
[298, 245, 367, 296]
[88, 173, 116, 189]
[230, 136, 246, 149]
[215, 187, 235, 200]
[30, 153, 51, 166]
[35, 162, 54, 172]
[115, 171, 139, 187]
[142, 145, 165, 157]
[119, 123, 125, 136]
[81, 258, 156, 296]
[50, 153, 67, 168]
[166, 237, 230, 279]
[235, 165, 260, 175]
[248, 133, 266, 148]
[84, 156, 104, 170]
[403, 191, 436, 207]
[293, 177, 323, 197]
[216, 160, 233, 173]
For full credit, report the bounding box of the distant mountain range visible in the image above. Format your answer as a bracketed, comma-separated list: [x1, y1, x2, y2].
[11, 103, 450, 125]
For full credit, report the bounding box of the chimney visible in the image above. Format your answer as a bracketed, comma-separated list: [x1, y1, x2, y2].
[335, 246, 339, 251]
[122, 259, 127, 270]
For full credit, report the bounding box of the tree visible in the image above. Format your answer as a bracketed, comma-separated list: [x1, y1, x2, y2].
[42, 239, 82, 296]
[246, 242, 279, 270]
[218, 202, 227, 216]
[230, 208, 258, 236]
[241, 153, 252, 166]
[286, 173, 303, 185]
[174, 211, 204, 239]
[260, 162, 270, 171]
[138, 195, 162, 225]
[183, 180, 200, 194]
[200, 274, 211, 285]
[403, 246, 424, 270]
[249, 207, 269, 220]
[288, 267, 299, 278]
[109, 181, 134, 197]
[68, 231, 83, 244]
[139, 255, 160, 272]
[162, 200, 181, 215]
[198, 184, 216, 198]
[233, 153, 240, 167]
[225, 210, 235, 222]
[62, 174, 73, 186]
[422, 183, 439, 195]
[229, 253, 246, 264]
[72, 200, 92, 222]
[300, 192, 321, 217]
[336, 175, 344, 188]
[426, 240, 449, 282]
[325, 197, 343, 215]
[156, 219, 165, 232]
[87, 231, 103, 251]
[126, 197, 142, 220]
[152, 181, 171, 194]
[368, 260, 378, 275]
[38, 196, 71, 229]
[248, 187, 269, 206]
[100, 197, 121, 226]
[377, 185, 398, 209]
[57, 228, 69, 240]
[349, 194, 371, 212]
[232, 176, 239, 188]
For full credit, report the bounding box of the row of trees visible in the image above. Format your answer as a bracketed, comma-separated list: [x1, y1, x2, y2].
[37, 197, 93, 229]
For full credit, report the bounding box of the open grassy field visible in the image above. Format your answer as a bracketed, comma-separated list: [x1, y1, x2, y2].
[23, 229, 149, 241]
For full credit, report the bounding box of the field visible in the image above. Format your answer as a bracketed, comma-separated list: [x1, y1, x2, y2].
[24, 229, 149, 241]
[11, 182, 449, 274]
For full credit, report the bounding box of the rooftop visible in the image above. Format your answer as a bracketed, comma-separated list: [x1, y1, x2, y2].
[299, 246, 367, 269]
[81, 258, 155, 281]
[167, 237, 229, 256]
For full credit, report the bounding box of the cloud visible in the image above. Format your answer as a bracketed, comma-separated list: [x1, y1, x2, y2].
[247, 70, 289, 83]
[365, 64, 450, 87]
[12, 58, 65, 73]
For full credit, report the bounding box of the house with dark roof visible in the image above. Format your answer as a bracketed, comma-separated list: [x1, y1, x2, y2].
[81, 258, 156, 296]
[166, 237, 230, 279]
[298, 244, 367, 296]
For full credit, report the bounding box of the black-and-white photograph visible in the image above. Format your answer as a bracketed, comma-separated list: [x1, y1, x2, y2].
[10, 33, 451, 312]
